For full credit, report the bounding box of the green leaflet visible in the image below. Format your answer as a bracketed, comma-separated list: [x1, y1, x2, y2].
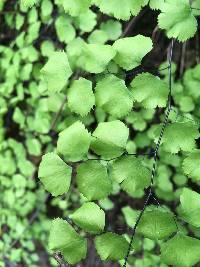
[47, 93, 65, 112]
[100, 20, 122, 41]
[26, 138, 41, 156]
[192, 0, 200, 16]
[70, 202, 105, 233]
[130, 73, 168, 108]
[91, 120, 129, 159]
[67, 78, 95, 116]
[88, 30, 109, 44]
[41, 0, 53, 18]
[74, 9, 97, 33]
[137, 206, 177, 240]
[113, 35, 153, 70]
[161, 233, 200, 267]
[76, 161, 112, 200]
[55, 16, 75, 44]
[62, 0, 92, 16]
[180, 188, 200, 228]
[110, 156, 150, 195]
[95, 74, 133, 118]
[78, 43, 116, 73]
[41, 51, 72, 93]
[149, 0, 165, 10]
[67, 37, 86, 69]
[41, 40, 54, 57]
[179, 96, 195, 113]
[94, 0, 148, 20]
[57, 121, 91, 162]
[182, 150, 200, 182]
[13, 107, 25, 128]
[94, 232, 129, 260]
[21, 0, 38, 8]
[122, 206, 139, 227]
[122, 206, 177, 240]
[158, 0, 198, 42]
[38, 153, 72, 197]
[157, 122, 200, 153]
[49, 218, 87, 264]
[183, 64, 200, 99]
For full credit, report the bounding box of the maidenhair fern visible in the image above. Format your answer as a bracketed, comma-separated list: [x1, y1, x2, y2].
[15, 0, 200, 266]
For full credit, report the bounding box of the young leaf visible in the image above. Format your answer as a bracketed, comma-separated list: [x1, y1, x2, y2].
[38, 153, 72, 197]
[74, 9, 97, 33]
[70, 202, 105, 233]
[57, 121, 91, 162]
[78, 44, 116, 73]
[180, 188, 200, 228]
[67, 37, 86, 68]
[41, 40, 54, 57]
[26, 138, 41, 156]
[55, 16, 75, 44]
[41, 51, 72, 93]
[100, 19, 122, 41]
[160, 122, 200, 153]
[182, 150, 200, 182]
[62, 0, 92, 17]
[95, 74, 133, 118]
[183, 64, 200, 99]
[158, 0, 198, 42]
[91, 120, 129, 159]
[76, 161, 112, 200]
[113, 35, 153, 70]
[130, 73, 168, 108]
[94, 0, 148, 21]
[95, 232, 129, 260]
[110, 156, 150, 195]
[137, 206, 177, 240]
[41, 0, 53, 18]
[49, 218, 87, 264]
[161, 234, 200, 267]
[21, 0, 38, 8]
[67, 78, 95, 116]
[88, 30, 109, 44]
